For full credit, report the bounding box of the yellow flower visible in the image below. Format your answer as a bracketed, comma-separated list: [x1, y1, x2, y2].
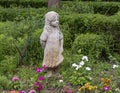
[101, 78, 105, 82]
[85, 83, 90, 86]
[78, 86, 85, 91]
[88, 86, 93, 90]
[105, 79, 111, 83]
[93, 86, 97, 89]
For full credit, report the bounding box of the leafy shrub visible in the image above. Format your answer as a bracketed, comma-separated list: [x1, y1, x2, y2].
[0, 56, 18, 75]
[62, 1, 120, 15]
[0, 7, 46, 21]
[0, 0, 47, 8]
[90, 2, 120, 15]
[0, 75, 10, 90]
[25, 29, 44, 65]
[61, 25, 73, 48]
[62, 1, 94, 14]
[72, 33, 112, 60]
[61, 13, 120, 53]
[0, 34, 15, 61]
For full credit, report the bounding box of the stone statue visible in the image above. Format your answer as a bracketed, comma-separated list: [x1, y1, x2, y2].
[40, 11, 64, 77]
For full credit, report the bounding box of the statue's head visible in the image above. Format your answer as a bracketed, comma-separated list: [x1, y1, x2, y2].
[45, 11, 59, 27]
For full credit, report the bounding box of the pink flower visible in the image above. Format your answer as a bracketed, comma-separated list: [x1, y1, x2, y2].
[36, 68, 43, 72]
[19, 91, 26, 93]
[12, 76, 19, 81]
[38, 76, 44, 81]
[28, 89, 36, 93]
[34, 82, 42, 92]
[38, 85, 42, 92]
[64, 88, 72, 93]
[42, 65, 47, 69]
[104, 85, 110, 91]
[34, 82, 40, 87]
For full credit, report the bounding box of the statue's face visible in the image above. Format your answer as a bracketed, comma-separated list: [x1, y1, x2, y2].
[50, 16, 59, 27]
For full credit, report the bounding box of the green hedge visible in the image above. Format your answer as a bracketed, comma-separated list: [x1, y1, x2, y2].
[62, 0, 120, 1]
[0, 7, 47, 21]
[0, 0, 47, 8]
[60, 13, 120, 53]
[0, 1, 120, 21]
[90, 2, 120, 15]
[0, 0, 119, 16]
[72, 33, 113, 60]
[62, 1, 120, 15]
[0, 20, 44, 65]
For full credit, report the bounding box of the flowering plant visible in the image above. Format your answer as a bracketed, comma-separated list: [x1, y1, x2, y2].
[100, 78, 111, 92]
[9, 76, 23, 91]
[78, 83, 97, 93]
[68, 56, 92, 85]
[33, 65, 47, 92]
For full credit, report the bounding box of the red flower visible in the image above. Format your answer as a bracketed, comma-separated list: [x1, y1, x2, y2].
[38, 76, 44, 81]
[104, 85, 110, 91]
[34, 82, 43, 92]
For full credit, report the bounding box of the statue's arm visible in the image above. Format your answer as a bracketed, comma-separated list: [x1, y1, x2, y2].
[40, 29, 48, 49]
[40, 40, 46, 49]
[60, 32, 63, 53]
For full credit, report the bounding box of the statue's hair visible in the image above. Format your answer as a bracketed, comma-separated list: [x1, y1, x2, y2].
[44, 11, 60, 32]
[45, 11, 59, 25]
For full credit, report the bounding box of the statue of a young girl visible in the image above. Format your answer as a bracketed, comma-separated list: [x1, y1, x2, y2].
[40, 11, 64, 77]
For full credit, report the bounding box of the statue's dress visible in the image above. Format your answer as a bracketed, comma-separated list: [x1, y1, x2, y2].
[40, 27, 63, 68]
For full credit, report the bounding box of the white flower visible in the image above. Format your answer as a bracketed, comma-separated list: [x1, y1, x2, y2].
[72, 63, 78, 67]
[112, 64, 119, 69]
[86, 67, 91, 71]
[59, 79, 63, 83]
[79, 61, 85, 66]
[82, 56, 88, 61]
[75, 65, 81, 70]
[75, 65, 79, 70]
[89, 77, 92, 80]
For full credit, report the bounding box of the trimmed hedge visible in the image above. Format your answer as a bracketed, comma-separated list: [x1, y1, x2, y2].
[0, 0, 47, 8]
[0, 20, 44, 65]
[62, 0, 120, 1]
[60, 13, 120, 53]
[72, 33, 113, 60]
[0, 7, 47, 21]
[90, 2, 120, 15]
[0, 0, 119, 16]
[62, 1, 120, 15]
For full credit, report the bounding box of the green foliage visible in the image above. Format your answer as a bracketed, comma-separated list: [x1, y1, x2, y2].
[90, 2, 120, 15]
[9, 80, 23, 90]
[61, 13, 120, 53]
[0, 56, 18, 75]
[0, 75, 10, 90]
[0, 0, 47, 8]
[60, 25, 73, 48]
[62, 55, 91, 86]
[62, 1, 120, 15]
[0, 7, 47, 21]
[62, 1, 94, 14]
[0, 34, 15, 60]
[72, 33, 111, 60]
[26, 29, 44, 65]
[17, 66, 37, 80]
[17, 66, 38, 89]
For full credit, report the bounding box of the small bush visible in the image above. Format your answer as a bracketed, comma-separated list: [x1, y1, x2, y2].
[0, 75, 10, 90]
[0, 55, 18, 75]
[0, 0, 47, 8]
[0, 34, 15, 61]
[25, 29, 43, 65]
[72, 33, 112, 60]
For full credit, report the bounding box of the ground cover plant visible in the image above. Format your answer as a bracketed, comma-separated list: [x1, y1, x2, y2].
[0, 0, 120, 93]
